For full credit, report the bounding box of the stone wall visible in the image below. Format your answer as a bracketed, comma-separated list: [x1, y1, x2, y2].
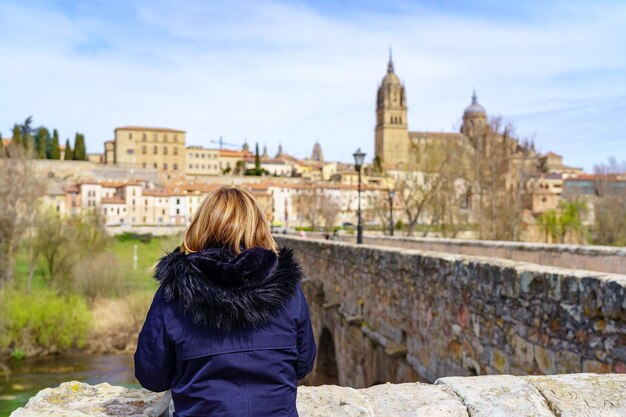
[275, 235, 626, 386]
[105, 225, 185, 237]
[325, 234, 626, 274]
[12, 374, 626, 416]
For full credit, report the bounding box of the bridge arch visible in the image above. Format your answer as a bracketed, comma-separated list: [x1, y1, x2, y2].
[315, 327, 339, 385]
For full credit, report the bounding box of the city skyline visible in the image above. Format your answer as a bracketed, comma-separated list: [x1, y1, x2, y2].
[1, 0, 625, 170]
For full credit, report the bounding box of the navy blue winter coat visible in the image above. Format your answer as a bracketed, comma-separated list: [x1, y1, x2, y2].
[134, 246, 317, 417]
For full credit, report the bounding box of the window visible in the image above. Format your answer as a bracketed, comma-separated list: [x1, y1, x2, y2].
[142, 163, 146, 168]
[126, 149, 134, 155]
[163, 146, 168, 155]
[153, 133, 158, 140]
[143, 217, 147, 223]
[173, 163, 178, 170]
[176, 208, 180, 215]
[142, 146, 147, 154]
[176, 199, 180, 205]
[153, 163, 157, 168]
[153, 146, 158, 154]
[164, 134, 168, 142]
[143, 133, 147, 141]
[174, 134, 178, 142]
[129, 133, 132, 139]
[163, 163, 168, 170]
[173, 147, 178, 155]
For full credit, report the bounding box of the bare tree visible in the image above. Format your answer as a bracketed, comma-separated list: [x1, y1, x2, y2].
[0, 143, 42, 287]
[367, 190, 392, 235]
[591, 158, 626, 245]
[395, 139, 467, 237]
[293, 186, 341, 231]
[470, 116, 538, 241]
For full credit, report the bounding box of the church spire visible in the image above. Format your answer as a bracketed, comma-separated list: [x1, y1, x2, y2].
[387, 47, 394, 73]
[472, 89, 478, 105]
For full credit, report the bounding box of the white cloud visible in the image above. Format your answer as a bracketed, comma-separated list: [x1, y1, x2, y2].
[0, 0, 624, 169]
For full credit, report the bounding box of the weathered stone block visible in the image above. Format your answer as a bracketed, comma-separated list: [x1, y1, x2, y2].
[534, 345, 557, 375]
[556, 349, 581, 373]
[435, 375, 553, 417]
[524, 373, 626, 417]
[582, 359, 612, 373]
[510, 334, 535, 372]
[602, 280, 626, 320]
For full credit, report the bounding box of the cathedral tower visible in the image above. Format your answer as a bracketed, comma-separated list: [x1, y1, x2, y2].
[375, 50, 410, 170]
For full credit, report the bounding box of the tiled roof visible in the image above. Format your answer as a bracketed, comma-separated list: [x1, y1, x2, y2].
[101, 196, 125, 204]
[219, 149, 252, 158]
[115, 126, 186, 134]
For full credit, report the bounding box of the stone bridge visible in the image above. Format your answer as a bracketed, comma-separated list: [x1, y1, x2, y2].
[274, 235, 626, 387]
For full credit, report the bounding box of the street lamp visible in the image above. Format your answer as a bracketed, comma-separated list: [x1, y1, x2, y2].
[353, 148, 366, 244]
[388, 188, 395, 236]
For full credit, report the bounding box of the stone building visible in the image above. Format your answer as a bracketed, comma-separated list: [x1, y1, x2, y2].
[103, 126, 186, 175]
[186, 146, 221, 177]
[374, 53, 496, 172]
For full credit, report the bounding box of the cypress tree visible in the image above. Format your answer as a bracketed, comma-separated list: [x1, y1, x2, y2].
[35, 127, 50, 159]
[50, 129, 60, 160]
[64, 138, 74, 160]
[73, 132, 86, 160]
[255, 142, 261, 172]
[12, 124, 22, 147]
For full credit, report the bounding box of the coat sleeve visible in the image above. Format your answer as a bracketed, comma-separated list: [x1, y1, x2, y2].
[295, 284, 317, 380]
[134, 286, 176, 392]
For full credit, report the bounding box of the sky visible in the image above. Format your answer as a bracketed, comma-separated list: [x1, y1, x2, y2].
[0, 0, 625, 171]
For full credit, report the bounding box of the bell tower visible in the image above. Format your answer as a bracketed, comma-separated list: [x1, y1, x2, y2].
[375, 50, 409, 170]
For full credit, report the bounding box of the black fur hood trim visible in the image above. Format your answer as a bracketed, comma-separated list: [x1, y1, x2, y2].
[155, 246, 301, 331]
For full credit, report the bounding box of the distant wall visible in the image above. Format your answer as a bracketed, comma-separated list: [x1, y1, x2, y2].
[275, 235, 626, 386]
[320, 234, 626, 274]
[106, 225, 185, 236]
[33, 160, 163, 182]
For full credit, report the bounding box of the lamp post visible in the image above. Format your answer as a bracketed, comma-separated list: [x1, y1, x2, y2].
[353, 148, 366, 244]
[388, 188, 395, 236]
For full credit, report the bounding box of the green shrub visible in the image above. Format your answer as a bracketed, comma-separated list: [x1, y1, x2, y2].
[116, 232, 153, 244]
[0, 290, 92, 354]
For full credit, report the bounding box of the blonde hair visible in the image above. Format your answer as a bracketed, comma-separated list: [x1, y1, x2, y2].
[181, 186, 277, 254]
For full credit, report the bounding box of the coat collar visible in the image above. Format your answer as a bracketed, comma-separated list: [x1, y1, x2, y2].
[155, 246, 301, 331]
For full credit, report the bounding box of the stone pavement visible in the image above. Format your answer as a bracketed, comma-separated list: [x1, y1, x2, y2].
[10, 373, 626, 416]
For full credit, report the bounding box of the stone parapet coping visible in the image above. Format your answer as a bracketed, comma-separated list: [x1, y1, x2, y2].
[11, 373, 626, 416]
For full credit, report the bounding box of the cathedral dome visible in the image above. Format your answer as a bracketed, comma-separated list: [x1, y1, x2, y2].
[464, 91, 486, 115]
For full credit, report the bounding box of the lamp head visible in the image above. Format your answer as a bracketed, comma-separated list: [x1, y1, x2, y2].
[353, 148, 366, 170]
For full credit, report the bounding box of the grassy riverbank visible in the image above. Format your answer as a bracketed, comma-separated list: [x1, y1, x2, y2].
[0, 234, 181, 359]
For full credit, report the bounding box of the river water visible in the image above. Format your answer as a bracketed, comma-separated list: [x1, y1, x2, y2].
[0, 354, 138, 417]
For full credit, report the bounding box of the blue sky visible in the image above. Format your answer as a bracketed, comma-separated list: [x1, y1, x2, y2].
[1, 0, 625, 171]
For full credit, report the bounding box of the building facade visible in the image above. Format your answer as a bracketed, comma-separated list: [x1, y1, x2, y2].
[104, 126, 186, 175]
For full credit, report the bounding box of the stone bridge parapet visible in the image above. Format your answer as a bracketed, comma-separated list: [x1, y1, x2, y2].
[316, 233, 626, 274]
[11, 373, 626, 416]
[274, 235, 626, 386]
